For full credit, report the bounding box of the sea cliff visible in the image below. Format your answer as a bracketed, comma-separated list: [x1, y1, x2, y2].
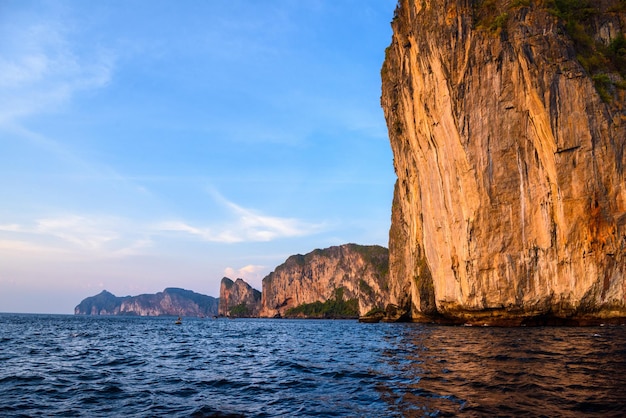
[381, 0, 626, 324]
[259, 244, 389, 318]
[218, 277, 262, 317]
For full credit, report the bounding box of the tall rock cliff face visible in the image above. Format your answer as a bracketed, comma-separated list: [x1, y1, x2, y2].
[381, 0, 626, 324]
[74, 288, 219, 317]
[259, 244, 389, 318]
[218, 277, 262, 317]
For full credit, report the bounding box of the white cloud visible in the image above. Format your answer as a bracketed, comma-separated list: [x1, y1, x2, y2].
[232, 203, 307, 240]
[0, 53, 48, 88]
[0, 215, 151, 261]
[157, 192, 325, 243]
[0, 224, 22, 232]
[0, 191, 323, 267]
[223, 264, 268, 291]
[224, 264, 266, 280]
[156, 220, 235, 243]
[36, 215, 119, 250]
[0, 239, 69, 258]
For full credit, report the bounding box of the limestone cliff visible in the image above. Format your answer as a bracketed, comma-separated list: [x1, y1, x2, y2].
[74, 288, 219, 317]
[381, 0, 626, 324]
[218, 277, 262, 317]
[259, 244, 389, 318]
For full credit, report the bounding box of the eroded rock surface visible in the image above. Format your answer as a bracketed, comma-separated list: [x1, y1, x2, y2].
[218, 277, 262, 317]
[381, 0, 626, 324]
[259, 244, 389, 318]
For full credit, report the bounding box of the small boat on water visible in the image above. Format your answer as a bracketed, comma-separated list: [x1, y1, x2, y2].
[175, 316, 182, 325]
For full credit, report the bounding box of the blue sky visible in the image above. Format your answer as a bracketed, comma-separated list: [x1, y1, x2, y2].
[0, 0, 397, 314]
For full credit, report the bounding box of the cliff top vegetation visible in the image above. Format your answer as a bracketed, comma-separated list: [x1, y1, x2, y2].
[473, 0, 626, 102]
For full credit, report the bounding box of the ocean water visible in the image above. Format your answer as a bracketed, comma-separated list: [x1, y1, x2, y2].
[1, 314, 625, 417]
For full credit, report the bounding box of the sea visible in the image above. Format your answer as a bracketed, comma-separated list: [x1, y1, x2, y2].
[1, 314, 625, 417]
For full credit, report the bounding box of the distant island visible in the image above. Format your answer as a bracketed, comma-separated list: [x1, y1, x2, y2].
[74, 287, 219, 317]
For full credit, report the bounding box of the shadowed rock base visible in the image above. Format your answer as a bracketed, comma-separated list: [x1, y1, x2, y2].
[386, 310, 626, 327]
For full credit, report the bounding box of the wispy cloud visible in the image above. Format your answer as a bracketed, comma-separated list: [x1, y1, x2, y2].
[0, 224, 21, 232]
[0, 215, 151, 260]
[35, 215, 119, 250]
[157, 191, 325, 243]
[0, 195, 323, 265]
[0, 239, 70, 258]
[156, 221, 237, 243]
[0, 18, 115, 126]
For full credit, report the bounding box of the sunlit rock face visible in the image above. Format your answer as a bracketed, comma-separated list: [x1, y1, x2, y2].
[74, 288, 219, 317]
[259, 244, 389, 318]
[381, 0, 626, 324]
[218, 277, 262, 317]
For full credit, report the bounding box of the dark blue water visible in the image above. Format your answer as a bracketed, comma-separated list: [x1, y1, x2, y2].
[1, 314, 625, 417]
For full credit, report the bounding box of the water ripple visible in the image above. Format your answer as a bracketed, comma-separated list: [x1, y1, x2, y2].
[1, 314, 625, 416]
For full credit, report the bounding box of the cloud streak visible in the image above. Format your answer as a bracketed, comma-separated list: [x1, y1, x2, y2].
[0, 215, 151, 261]
[158, 191, 325, 243]
[0, 17, 115, 126]
[0, 190, 324, 265]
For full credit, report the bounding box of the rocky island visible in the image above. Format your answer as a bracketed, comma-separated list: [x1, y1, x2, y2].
[380, 0, 626, 325]
[74, 288, 219, 317]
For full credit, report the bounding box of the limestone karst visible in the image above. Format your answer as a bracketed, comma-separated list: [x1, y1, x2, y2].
[381, 0, 626, 324]
[218, 277, 262, 317]
[259, 244, 389, 318]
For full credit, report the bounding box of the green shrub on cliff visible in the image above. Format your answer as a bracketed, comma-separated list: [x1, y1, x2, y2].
[359, 279, 374, 296]
[490, 12, 509, 31]
[352, 244, 389, 278]
[608, 33, 626, 78]
[475, 0, 626, 101]
[229, 303, 250, 317]
[545, 0, 626, 100]
[285, 287, 359, 319]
